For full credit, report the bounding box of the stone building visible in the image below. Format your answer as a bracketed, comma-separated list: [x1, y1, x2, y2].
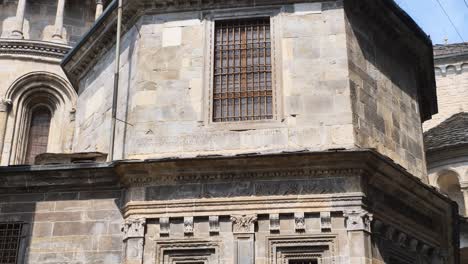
[423, 43, 468, 263]
[0, 0, 460, 263]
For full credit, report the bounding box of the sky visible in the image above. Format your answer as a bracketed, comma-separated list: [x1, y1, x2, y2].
[394, 0, 468, 44]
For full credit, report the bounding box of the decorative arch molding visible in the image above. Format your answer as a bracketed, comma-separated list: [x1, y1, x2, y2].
[434, 62, 468, 76]
[2, 72, 77, 165]
[434, 169, 466, 216]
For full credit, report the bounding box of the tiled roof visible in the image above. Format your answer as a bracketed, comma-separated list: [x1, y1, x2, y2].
[433, 42, 468, 57]
[424, 112, 468, 151]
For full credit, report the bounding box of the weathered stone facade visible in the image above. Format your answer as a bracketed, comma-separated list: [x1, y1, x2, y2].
[0, 0, 461, 263]
[423, 42, 468, 263]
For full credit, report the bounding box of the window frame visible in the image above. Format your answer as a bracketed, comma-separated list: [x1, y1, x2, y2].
[203, 7, 284, 130]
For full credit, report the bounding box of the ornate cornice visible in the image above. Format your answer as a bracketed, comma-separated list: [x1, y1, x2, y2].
[0, 39, 71, 63]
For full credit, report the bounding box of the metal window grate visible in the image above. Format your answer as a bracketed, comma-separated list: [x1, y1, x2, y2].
[0, 222, 23, 264]
[25, 107, 51, 165]
[213, 17, 273, 122]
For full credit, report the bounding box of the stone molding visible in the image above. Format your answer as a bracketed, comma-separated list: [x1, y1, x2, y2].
[267, 234, 337, 264]
[121, 218, 146, 241]
[0, 39, 71, 62]
[122, 167, 366, 187]
[231, 214, 257, 234]
[343, 209, 373, 232]
[0, 99, 12, 112]
[124, 194, 363, 218]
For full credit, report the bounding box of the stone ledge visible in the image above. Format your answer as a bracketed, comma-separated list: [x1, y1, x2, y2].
[0, 39, 71, 63]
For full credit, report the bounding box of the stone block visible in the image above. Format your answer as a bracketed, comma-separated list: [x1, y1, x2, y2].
[162, 27, 182, 47]
[53, 221, 108, 236]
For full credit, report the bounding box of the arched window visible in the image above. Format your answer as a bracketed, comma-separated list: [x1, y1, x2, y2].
[437, 170, 465, 215]
[24, 107, 51, 164]
[2, 72, 77, 165]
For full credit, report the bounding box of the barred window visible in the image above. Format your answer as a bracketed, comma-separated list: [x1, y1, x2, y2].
[289, 260, 318, 264]
[0, 222, 23, 264]
[25, 107, 51, 165]
[213, 18, 273, 122]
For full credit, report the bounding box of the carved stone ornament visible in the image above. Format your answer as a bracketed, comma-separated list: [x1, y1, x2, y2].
[231, 214, 257, 234]
[184, 217, 194, 235]
[343, 209, 373, 232]
[320, 212, 331, 231]
[121, 218, 146, 241]
[269, 213, 280, 232]
[160, 217, 170, 236]
[0, 98, 12, 112]
[294, 212, 305, 232]
[209, 216, 220, 234]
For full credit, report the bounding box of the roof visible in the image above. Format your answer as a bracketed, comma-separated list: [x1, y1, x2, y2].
[424, 112, 468, 151]
[433, 42, 468, 59]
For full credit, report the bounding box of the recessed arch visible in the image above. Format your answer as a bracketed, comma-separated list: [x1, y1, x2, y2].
[436, 169, 465, 216]
[2, 72, 77, 165]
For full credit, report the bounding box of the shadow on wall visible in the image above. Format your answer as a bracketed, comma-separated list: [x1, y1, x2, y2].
[0, 186, 124, 263]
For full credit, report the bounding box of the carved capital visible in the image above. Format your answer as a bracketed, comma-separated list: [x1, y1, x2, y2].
[184, 216, 194, 235]
[231, 214, 257, 234]
[294, 212, 306, 232]
[343, 209, 373, 232]
[121, 218, 146, 241]
[0, 99, 12, 112]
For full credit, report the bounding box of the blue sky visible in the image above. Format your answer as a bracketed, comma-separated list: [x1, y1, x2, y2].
[394, 0, 468, 44]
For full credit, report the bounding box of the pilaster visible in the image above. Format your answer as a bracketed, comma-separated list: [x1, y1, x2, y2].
[231, 214, 257, 264]
[121, 218, 146, 264]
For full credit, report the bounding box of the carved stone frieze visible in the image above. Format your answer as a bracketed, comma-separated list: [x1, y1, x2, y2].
[294, 212, 305, 232]
[231, 214, 257, 234]
[269, 213, 280, 232]
[184, 216, 194, 235]
[121, 218, 146, 241]
[0, 39, 70, 62]
[343, 209, 373, 232]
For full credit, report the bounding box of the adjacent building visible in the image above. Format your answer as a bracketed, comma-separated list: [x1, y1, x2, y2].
[0, 0, 460, 263]
[424, 42, 468, 263]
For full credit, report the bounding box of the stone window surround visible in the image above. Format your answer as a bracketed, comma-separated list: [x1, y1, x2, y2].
[202, 7, 284, 130]
[266, 234, 337, 264]
[153, 239, 221, 264]
[1, 72, 76, 165]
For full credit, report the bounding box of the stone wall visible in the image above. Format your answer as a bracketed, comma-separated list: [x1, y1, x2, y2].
[73, 2, 356, 160]
[424, 59, 468, 130]
[344, 2, 427, 179]
[0, 189, 124, 263]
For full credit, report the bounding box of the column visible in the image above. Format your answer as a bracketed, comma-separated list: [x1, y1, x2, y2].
[121, 218, 146, 264]
[95, 0, 104, 20]
[52, 0, 66, 43]
[231, 215, 257, 264]
[0, 99, 12, 161]
[10, 0, 27, 39]
[461, 183, 468, 217]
